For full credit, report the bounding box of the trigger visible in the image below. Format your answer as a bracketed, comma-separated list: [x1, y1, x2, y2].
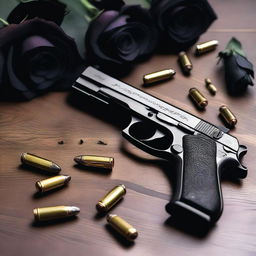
[141, 130, 165, 142]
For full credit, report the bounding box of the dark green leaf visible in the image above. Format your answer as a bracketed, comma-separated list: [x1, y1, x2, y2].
[224, 37, 246, 57]
[60, 0, 89, 56]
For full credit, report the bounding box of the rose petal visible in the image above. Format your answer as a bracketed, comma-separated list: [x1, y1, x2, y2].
[86, 10, 123, 64]
[21, 35, 54, 54]
[7, 46, 36, 99]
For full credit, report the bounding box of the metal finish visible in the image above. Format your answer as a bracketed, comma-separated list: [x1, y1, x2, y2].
[189, 88, 208, 109]
[107, 214, 138, 241]
[143, 69, 176, 84]
[219, 105, 237, 127]
[205, 78, 217, 95]
[21, 153, 61, 173]
[96, 185, 126, 213]
[72, 66, 248, 223]
[196, 40, 219, 55]
[33, 206, 80, 221]
[74, 155, 114, 169]
[178, 51, 193, 73]
[35, 175, 71, 192]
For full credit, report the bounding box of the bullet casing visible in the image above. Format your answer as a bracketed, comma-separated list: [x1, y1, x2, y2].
[205, 78, 217, 95]
[35, 175, 71, 193]
[143, 69, 176, 84]
[74, 155, 114, 169]
[189, 88, 208, 109]
[219, 105, 237, 127]
[107, 214, 138, 241]
[21, 153, 61, 173]
[33, 206, 80, 221]
[96, 184, 126, 212]
[196, 40, 219, 55]
[178, 51, 193, 73]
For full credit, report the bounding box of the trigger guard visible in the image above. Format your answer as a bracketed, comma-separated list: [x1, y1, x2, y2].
[122, 125, 173, 160]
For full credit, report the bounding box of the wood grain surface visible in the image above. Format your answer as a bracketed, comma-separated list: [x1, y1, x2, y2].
[0, 0, 256, 255]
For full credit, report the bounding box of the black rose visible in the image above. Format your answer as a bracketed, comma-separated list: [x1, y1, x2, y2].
[7, 0, 67, 25]
[219, 38, 254, 95]
[150, 0, 217, 52]
[0, 18, 84, 100]
[85, 5, 158, 74]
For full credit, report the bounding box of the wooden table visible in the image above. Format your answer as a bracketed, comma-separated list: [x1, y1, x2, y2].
[0, 1, 256, 255]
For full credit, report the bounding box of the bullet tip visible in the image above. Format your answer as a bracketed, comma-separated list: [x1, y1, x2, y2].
[52, 163, 61, 173]
[70, 206, 80, 215]
[74, 156, 82, 164]
[65, 175, 71, 182]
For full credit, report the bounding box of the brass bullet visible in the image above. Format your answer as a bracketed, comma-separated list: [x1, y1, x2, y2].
[189, 88, 208, 109]
[205, 78, 217, 95]
[74, 155, 114, 169]
[196, 40, 219, 55]
[21, 153, 61, 174]
[219, 105, 237, 127]
[33, 206, 80, 222]
[178, 51, 193, 73]
[107, 214, 138, 241]
[35, 175, 71, 193]
[96, 184, 126, 213]
[143, 69, 176, 85]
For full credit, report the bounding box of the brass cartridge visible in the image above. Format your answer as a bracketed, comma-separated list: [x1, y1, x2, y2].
[189, 88, 208, 109]
[21, 153, 61, 173]
[143, 69, 176, 84]
[107, 214, 138, 241]
[96, 184, 126, 213]
[35, 175, 71, 193]
[33, 206, 80, 221]
[74, 155, 114, 169]
[196, 40, 219, 55]
[205, 78, 217, 95]
[219, 105, 237, 127]
[178, 51, 193, 73]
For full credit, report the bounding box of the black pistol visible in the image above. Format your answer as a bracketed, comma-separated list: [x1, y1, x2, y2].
[73, 66, 247, 224]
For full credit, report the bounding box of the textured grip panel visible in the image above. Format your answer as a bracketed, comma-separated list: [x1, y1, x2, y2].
[182, 135, 221, 217]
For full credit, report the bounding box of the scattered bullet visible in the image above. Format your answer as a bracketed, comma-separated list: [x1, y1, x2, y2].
[74, 155, 114, 170]
[35, 175, 71, 193]
[33, 206, 80, 222]
[96, 184, 126, 213]
[205, 78, 217, 95]
[178, 51, 193, 74]
[107, 214, 138, 241]
[219, 105, 237, 127]
[143, 69, 176, 85]
[196, 40, 219, 55]
[21, 153, 61, 174]
[189, 88, 208, 109]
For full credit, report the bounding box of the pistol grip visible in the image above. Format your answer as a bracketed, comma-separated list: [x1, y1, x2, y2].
[166, 134, 223, 224]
